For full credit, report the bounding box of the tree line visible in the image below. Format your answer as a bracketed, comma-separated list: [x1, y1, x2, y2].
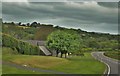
[3, 22, 53, 28]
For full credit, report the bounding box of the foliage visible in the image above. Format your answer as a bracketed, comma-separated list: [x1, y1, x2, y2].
[2, 22, 119, 53]
[46, 30, 81, 57]
[2, 33, 40, 55]
[30, 22, 38, 27]
[104, 51, 120, 60]
[2, 47, 18, 55]
[2, 24, 38, 40]
[34, 25, 55, 40]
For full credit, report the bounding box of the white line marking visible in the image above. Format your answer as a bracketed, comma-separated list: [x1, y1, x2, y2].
[101, 52, 110, 76]
[91, 52, 110, 76]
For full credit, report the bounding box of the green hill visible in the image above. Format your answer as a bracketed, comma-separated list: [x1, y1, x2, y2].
[2, 21, 119, 52]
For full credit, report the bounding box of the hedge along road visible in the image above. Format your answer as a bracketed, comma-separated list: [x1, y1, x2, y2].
[92, 52, 120, 76]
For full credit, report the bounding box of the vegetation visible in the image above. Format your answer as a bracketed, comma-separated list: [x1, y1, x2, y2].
[2, 23, 38, 40]
[34, 25, 55, 40]
[77, 28, 119, 52]
[2, 21, 119, 57]
[104, 51, 120, 60]
[1, 21, 119, 74]
[2, 64, 44, 74]
[2, 47, 18, 55]
[2, 21, 119, 56]
[2, 47, 106, 74]
[46, 30, 81, 58]
[2, 47, 49, 74]
[2, 34, 40, 55]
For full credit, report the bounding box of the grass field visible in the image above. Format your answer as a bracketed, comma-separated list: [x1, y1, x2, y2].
[104, 51, 120, 60]
[2, 47, 106, 74]
[2, 64, 43, 74]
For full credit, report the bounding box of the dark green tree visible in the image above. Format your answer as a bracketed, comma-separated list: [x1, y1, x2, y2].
[30, 22, 38, 27]
[46, 30, 81, 58]
[26, 23, 30, 26]
[18, 22, 21, 26]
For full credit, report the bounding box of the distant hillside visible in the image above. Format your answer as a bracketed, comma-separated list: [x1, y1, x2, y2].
[2, 21, 119, 41]
[2, 23, 38, 40]
[2, 21, 119, 52]
[34, 25, 56, 40]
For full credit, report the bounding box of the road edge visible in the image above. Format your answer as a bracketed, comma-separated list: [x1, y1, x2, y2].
[103, 52, 119, 62]
[91, 52, 110, 76]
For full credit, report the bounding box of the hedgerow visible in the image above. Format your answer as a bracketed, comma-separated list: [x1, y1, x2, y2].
[2, 33, 40, 55]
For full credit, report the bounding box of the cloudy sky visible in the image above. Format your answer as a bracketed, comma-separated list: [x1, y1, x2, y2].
[2, 0, 119, 34]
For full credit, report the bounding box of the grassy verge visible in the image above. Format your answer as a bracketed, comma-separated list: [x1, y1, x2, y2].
[2, 47, 106, 74]
[2, 47, 52, 74]
[2, 64, 43, 74]
[104, 51, 120, 60]
[50, 53, 106, 74]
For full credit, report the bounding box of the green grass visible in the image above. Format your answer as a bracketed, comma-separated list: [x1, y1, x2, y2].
[2, 47, 18, 55]
[50, 53, 106, 74]
[104, 51, 120, 60]
[2, 64, 45, 74]
[2, 47, 52, 74]
[2, 47, 106, 74]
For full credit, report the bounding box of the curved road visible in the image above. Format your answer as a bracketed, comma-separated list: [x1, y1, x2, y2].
[92, 52, 120, 76]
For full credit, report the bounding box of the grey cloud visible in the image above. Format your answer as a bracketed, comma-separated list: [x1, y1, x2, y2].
[2, 2, 118, 34]
[27, 0, 119, 2]
[98, 2, 118, 8]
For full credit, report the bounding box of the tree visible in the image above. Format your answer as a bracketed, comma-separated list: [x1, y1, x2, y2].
[11, 22, 15, 25]
[18, 22, 21, 26]
[30, 22, 38, 27]
[26, 23, 30, 26]
[46, 30, 81, 58]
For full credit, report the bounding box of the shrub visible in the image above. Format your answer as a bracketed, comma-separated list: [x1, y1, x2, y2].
[2, 33, 40, 55]
[81, 48, 93, 52]
[2, 47, 18, 55]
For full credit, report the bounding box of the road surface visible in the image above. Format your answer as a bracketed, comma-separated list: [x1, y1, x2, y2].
[92, 52, 120, 76]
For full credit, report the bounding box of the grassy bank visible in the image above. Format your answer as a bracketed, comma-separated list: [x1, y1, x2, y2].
[2, 64, 43, 74]
[2, 47, 49, 74]
[2, 47, 106, 74]
[104, 51, 120, 60]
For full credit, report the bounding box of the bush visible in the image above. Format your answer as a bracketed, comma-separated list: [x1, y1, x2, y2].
[2, 47, 18, 55]
[81, 48, 93, 52]
[30, 46, 39, 55]
[2, 33, 40, 55]
[104, 51, 120, 60]
[2, 33, 18, 48]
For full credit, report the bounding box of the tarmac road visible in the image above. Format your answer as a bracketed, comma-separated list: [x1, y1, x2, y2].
[92, 52, 120, 76]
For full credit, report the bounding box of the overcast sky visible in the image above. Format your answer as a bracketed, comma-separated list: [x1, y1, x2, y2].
[2, 0, 119, 34]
